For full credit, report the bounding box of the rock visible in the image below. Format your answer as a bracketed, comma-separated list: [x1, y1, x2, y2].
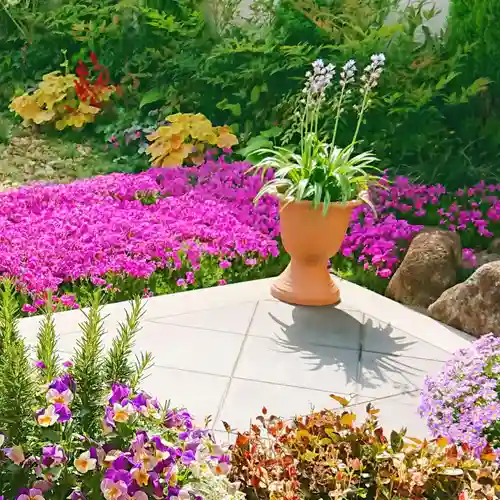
[428, 262, 500, 337]
[385, 229, 461, 308]
[474, 250, 500, 268]
[489, 238, 500, 254]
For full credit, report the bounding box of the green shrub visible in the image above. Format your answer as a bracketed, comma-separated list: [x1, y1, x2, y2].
[448, 0, 500, 86]
[3, 0, 500, 187]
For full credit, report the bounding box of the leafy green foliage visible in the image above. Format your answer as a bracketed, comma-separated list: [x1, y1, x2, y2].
[35, 294, 60, 383]
[104, 295, 145, 385]
[0, 281, 36, 444]
[2, 0, 500, 187]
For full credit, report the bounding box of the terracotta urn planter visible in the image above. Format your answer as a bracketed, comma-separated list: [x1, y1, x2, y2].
[271, 196, 361, 306]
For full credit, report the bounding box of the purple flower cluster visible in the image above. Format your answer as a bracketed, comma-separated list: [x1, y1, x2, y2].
[1, 376, 241, 499]
[0, 158, 279, 296]
[419, 334, 500, 459]
[1, 159, 498, 299]
[340, 176, 500, 278]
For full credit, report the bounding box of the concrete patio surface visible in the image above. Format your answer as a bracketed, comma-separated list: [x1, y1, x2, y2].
[19, 277, 473, 439]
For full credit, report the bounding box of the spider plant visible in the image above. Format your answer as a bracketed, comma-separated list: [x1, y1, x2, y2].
[251, 55, 385, 215]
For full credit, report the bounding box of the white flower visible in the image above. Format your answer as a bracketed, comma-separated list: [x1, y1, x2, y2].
[74, 451, 97, 474]
[37, 405, 58, 427]
[46, 388, 73, 405]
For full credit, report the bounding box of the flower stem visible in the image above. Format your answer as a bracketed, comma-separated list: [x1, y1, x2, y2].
[351, 87, 369, 147]
[331, 85, 346, 148]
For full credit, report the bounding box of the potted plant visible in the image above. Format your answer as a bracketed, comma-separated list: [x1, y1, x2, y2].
[252, 55, 385, 306]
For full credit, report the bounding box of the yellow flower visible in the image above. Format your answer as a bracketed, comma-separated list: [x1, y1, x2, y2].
[74, 450, 97, 474]
[131, 466, 149, 486]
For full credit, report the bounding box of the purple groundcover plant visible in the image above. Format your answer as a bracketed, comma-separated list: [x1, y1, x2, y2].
[419, 334, 500, 460]
[340, 176, 500, 279]
[0, 158, 498, 308]
[0, 158, 279, 301]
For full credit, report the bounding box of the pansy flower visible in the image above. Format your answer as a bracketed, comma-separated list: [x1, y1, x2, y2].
[37, 406, 59, 427]
[100, 479, 128, 500]
[5, 445, 25, 465]
[75, 450, 97, 474]
[42, 445, 66, 467]
[108, 383, 130, 405]
[112, 401, 135, 423]
[46, 387, 73, 405]
[17, 489, 44, 500]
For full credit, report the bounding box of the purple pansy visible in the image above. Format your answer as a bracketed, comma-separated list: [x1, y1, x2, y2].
[54, 403, 72, 423]
[109, 383, 130, 405]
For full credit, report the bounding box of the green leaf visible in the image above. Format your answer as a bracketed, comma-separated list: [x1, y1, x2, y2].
[139, 89, 164, 109]
[260, 126, 282, 138]
[302, 450, 318, 461]
[435, 71, 459, 90]
[237, 136, 273, 157]
[390, 430, 404, 453]
[41, 429, 61, 442]
[250, 85, 261, 104]
[216, 99, 242, 117]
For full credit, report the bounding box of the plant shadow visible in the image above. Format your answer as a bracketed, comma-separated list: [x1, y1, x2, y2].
[267, 305, 428, 396]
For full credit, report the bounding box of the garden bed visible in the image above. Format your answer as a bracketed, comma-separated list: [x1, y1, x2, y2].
[1, 159, 283, 311]
[1, 159, 499, 313]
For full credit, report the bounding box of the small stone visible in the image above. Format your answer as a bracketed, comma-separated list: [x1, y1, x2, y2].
[489, 238, 500, 254]
[474, 250, 500, 268]
[385, 229, 461, 308]
[429, 261, 500, 337]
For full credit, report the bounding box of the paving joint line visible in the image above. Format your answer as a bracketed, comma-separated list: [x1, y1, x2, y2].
[211, 301, 260, 430]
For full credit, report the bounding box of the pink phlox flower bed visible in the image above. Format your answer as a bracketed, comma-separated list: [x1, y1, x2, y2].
[0, 160, 280, 294]
[0, 160, 498, 303]
[341, 176, 500, 279]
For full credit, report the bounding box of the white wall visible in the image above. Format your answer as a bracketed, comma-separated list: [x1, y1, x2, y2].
[239, 0, 450, 32]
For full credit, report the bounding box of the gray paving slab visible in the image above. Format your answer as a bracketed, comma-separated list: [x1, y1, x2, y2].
[19, 276, 473, 439]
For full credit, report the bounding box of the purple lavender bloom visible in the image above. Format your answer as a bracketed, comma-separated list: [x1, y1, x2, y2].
[33, 360, 46, 369]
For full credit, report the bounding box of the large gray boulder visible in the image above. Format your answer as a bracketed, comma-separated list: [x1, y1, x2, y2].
[385, 229, 461, 308]
[428, 261, 500, 337]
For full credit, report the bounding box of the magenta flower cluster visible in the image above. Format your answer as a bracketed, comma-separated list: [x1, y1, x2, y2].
[1, 159, 498, 302]
[340, 176, 500, 278]
[419, 334, 500, 459]
[0, 158, 279, 296]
